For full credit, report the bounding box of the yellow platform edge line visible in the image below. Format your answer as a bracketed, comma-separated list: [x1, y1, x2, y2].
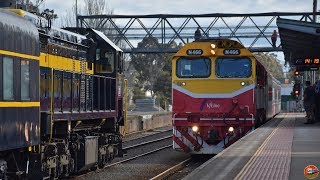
[234, 113, 288, 180]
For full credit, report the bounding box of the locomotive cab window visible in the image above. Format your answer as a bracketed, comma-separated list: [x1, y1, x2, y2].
[103, 51, 114, 73]
[96, 49, 101, 61]
[176, 57, 211, 78]
[215, 57, 252, 78]
[96, 49, 115, 73]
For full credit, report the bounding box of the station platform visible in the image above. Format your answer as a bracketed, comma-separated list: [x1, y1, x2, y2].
[184, 113, 320, 180]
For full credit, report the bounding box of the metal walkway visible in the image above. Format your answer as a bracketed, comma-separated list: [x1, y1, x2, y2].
[78, 12, 320, 53]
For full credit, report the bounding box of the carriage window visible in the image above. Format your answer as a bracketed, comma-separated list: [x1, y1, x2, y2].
[3, 57, 14, 100]
[216, 57, 252, 78]
[21, 60, 30, 100]
[176, 57, 211, 78]
[268, 87, 272, 101]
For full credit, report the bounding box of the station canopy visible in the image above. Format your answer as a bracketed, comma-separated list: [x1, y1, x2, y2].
[277, 18, 320, 68]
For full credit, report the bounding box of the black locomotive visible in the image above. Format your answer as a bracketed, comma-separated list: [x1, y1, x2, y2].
[0, 1, 126, 179]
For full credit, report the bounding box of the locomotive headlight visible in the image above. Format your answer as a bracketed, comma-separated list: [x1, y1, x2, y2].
[210, 44, 216, 49]
[241, 81, 245, 86]
[228, 127, 234, 132]
[210, 50, 216, 55]
[192, 126, 199, 132]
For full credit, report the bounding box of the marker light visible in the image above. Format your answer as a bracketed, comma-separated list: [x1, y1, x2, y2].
[211, 44, 216, 49]
[192, 126, 199, 132]
[241, 81, 245, 86]
[232, 99, 238, 104]
[294, 90, 299, 95]
[228, 127, 234, 132]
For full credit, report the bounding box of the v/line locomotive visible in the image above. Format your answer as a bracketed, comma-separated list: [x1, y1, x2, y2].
[0, 2, 126, 179]
[172, 38, 281, 154]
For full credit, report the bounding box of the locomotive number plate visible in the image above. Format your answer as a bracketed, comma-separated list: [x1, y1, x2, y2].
[187, 49, 203, 55]
[223, 49, 240, 55]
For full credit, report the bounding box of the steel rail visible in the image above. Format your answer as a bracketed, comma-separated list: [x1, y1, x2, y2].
[75, 145, 172, 179]
[123, 135, 172, 150]
[105, 145, 172, 168]
[150, 158, 191, 180]
[75, 138, 172, 178]
[123, 129, 172, 142]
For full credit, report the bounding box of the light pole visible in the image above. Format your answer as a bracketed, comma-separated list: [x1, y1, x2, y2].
[313, 0, 317, 23]
[76, 0, 78, 27]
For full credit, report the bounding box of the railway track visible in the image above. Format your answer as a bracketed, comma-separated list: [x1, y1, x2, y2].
[74, 129, 173, 179]
[123, 135, 172, 150]
[104, 135, 173, 168]
[104, 144, 172, 168]
[123, 128, 171, 144]
[150, 155, 214, 180]
[150, 158, 191, 180]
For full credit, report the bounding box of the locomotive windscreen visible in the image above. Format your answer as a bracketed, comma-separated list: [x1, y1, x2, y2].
[215, 57, 252, 78]
[176, 57, 211, 78]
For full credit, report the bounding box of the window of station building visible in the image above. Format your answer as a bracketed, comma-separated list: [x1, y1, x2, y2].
[176, 57, 211, 78]
[21, 60, 30, 100]
[3, 57, 14, 100]
[216, 57, 252, 78]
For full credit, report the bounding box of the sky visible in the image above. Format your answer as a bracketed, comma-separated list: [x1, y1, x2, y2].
[40, 0, 319, 68]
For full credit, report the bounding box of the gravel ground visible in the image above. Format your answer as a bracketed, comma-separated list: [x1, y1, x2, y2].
[75, 148, 190, 180]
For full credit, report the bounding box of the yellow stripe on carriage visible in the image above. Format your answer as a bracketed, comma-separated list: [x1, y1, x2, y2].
[0, 50, 40, 61]
[0, 102, 40, 107]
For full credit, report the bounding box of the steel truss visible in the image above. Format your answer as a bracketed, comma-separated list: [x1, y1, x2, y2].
[78, 12, 320, 53]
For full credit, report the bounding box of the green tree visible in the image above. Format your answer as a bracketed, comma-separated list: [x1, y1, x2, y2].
[132, 81, 145, 103]
[153, 69, 172, 109]
[254, 52, 284, 79]
[130, 37, 176, 109]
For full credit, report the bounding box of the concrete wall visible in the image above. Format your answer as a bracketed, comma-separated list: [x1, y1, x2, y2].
[124, 112, 171, 134]
[125, 115, 143, 134]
